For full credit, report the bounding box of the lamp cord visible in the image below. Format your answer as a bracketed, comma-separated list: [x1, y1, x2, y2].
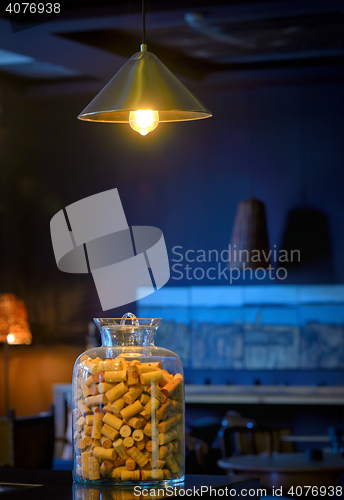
[142, 0, 146, 45]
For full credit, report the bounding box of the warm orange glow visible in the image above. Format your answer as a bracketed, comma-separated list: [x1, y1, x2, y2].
[129, 110, 159, 136]
[0, 293, 32, 345]
[7, 333, 15, 344]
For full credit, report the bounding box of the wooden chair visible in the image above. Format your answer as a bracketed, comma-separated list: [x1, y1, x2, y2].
[0, 410, 14, 467]
[7, 405, 55, 469]
[220, 423, 294, 458]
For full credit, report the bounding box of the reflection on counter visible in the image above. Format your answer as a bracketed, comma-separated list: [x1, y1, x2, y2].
[73, 483, 186, 500]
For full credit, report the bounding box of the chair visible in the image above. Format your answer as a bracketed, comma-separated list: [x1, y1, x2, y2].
[219, 412, 294, 458]
[8, 405, 55, 469]
[0, 410, 14, 467]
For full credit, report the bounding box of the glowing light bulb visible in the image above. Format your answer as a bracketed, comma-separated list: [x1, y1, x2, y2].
[7, 334, 15, 344]
[129, 110, 159, 136]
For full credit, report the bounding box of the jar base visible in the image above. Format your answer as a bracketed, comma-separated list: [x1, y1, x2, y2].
[73, 474, 185, 487]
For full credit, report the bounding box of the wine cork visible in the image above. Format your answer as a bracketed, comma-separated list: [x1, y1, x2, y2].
[111, 466, 127, 480]
[92, 439, 101, 449]
[106, 382, 128, 403]
[168, 400, 183, 413]
[78, 399, 88, 415]
[73, 408, 81, 421]
[101, 423, 119, 442]
[113, 438, 129, 460]
[159, 427, 178, 446]
[120, 425, 132, 438]
[128, 416, 146, 430]
[85, 414, 94, 426]
[140, 470, 164, 481]
[83, 436, 93, 447]
[123, 385, 144, 405]
[146, 440, 158, 452]
[76, 466, 83, 478]
[136, 436, 147, 451]
[98, 382, 115, 393]
[138, 363, 161, 374]
[126, 446, 148, 467]
[84, 425, 92, 436]
[100, 459, 114, 477]
[83, 358, 101, 375]
[91, 409, 103, 439]
[93, 446, 117, 461]
[85, 375, 95, 387]
[125, 458, 136, 471]
[105, 370, 127, 383]
[140, 398, 160, 420]
[156, 400, 171, 420]
[172, 440, 180, 454]
[120, 357, 128, 371]
[121, 470, 140, 481]
[123, 436, 135, 448]
[158, 442, 174, 459]
[143, 422, 158, 438]
[152, 459, 166, 470]
[132, 429, 144, 442]
[162, 469, 171, 480]
[101, 436, 113, 449]
[74, 416, 85, 432]
[158, 416, 179, 434]
[139, 371, 164, 386]
[81, 450, 92, 479]
[161, 375, 183, 398]
[128, 359, 141, 366]
[89, 383, 99, 396]
[139, 393, 150, 406]
[165, 453, 179, 473]
[99, 358, 122, 372]
[85, 394, 108, 407]
[94, 371, 105, 383]
[114, 456, 125, 468]
[82, 384, 91, 398]
[127, 366, 140, 386]
[103, 412, 124, 431]
[109, 398, 125, 415]
[158, 370, 173, 388]
[147, 385, 166, 404]
[88, 456, 100, 480]
[120, 400, 143, 421]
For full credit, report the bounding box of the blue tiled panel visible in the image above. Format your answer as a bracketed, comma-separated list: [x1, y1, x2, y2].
[300, 323, 344, 369]
[154, 320, 191, 368]
[243, 325, 300, 369]
[137, 286, 344, 371]
[191, 322, 243, 369]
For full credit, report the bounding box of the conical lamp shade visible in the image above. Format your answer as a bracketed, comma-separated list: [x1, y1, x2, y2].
[78, 49, 212, 123]
[229, 198, 270, 269]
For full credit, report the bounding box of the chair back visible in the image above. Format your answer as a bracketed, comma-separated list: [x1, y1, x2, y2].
[11, 405, 55, 469]
[221, 424, 294, 457]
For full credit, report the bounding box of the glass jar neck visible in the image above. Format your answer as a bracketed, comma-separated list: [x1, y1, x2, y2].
[100, 327, 155, 347]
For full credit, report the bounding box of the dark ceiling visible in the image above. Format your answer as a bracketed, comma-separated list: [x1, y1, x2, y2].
[0, 0, 343, 91]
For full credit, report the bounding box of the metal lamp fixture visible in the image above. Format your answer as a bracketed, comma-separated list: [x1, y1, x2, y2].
[77, 0, 212, 135]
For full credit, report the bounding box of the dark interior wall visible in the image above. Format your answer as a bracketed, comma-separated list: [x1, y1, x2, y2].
[1, 66, 344, 341]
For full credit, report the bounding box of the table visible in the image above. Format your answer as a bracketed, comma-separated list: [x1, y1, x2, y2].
[0, 469, 261, 500]
[218, 452, 344, 490]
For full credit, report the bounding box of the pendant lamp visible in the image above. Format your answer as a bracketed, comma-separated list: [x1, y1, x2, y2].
[229, 198, 270, 269]
[77, 0, 212, 135]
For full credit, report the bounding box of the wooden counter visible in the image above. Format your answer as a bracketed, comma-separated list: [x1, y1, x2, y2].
[185, 385, 344, 405]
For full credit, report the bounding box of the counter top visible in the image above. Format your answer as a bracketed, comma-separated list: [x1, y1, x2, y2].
[0, 469, 260, 500]
[185, 385, 344, 405]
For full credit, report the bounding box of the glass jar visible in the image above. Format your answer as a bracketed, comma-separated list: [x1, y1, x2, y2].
[72, 313, 185, 485]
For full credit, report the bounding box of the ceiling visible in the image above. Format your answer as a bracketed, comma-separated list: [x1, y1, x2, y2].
[0, 0, 343, 95]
